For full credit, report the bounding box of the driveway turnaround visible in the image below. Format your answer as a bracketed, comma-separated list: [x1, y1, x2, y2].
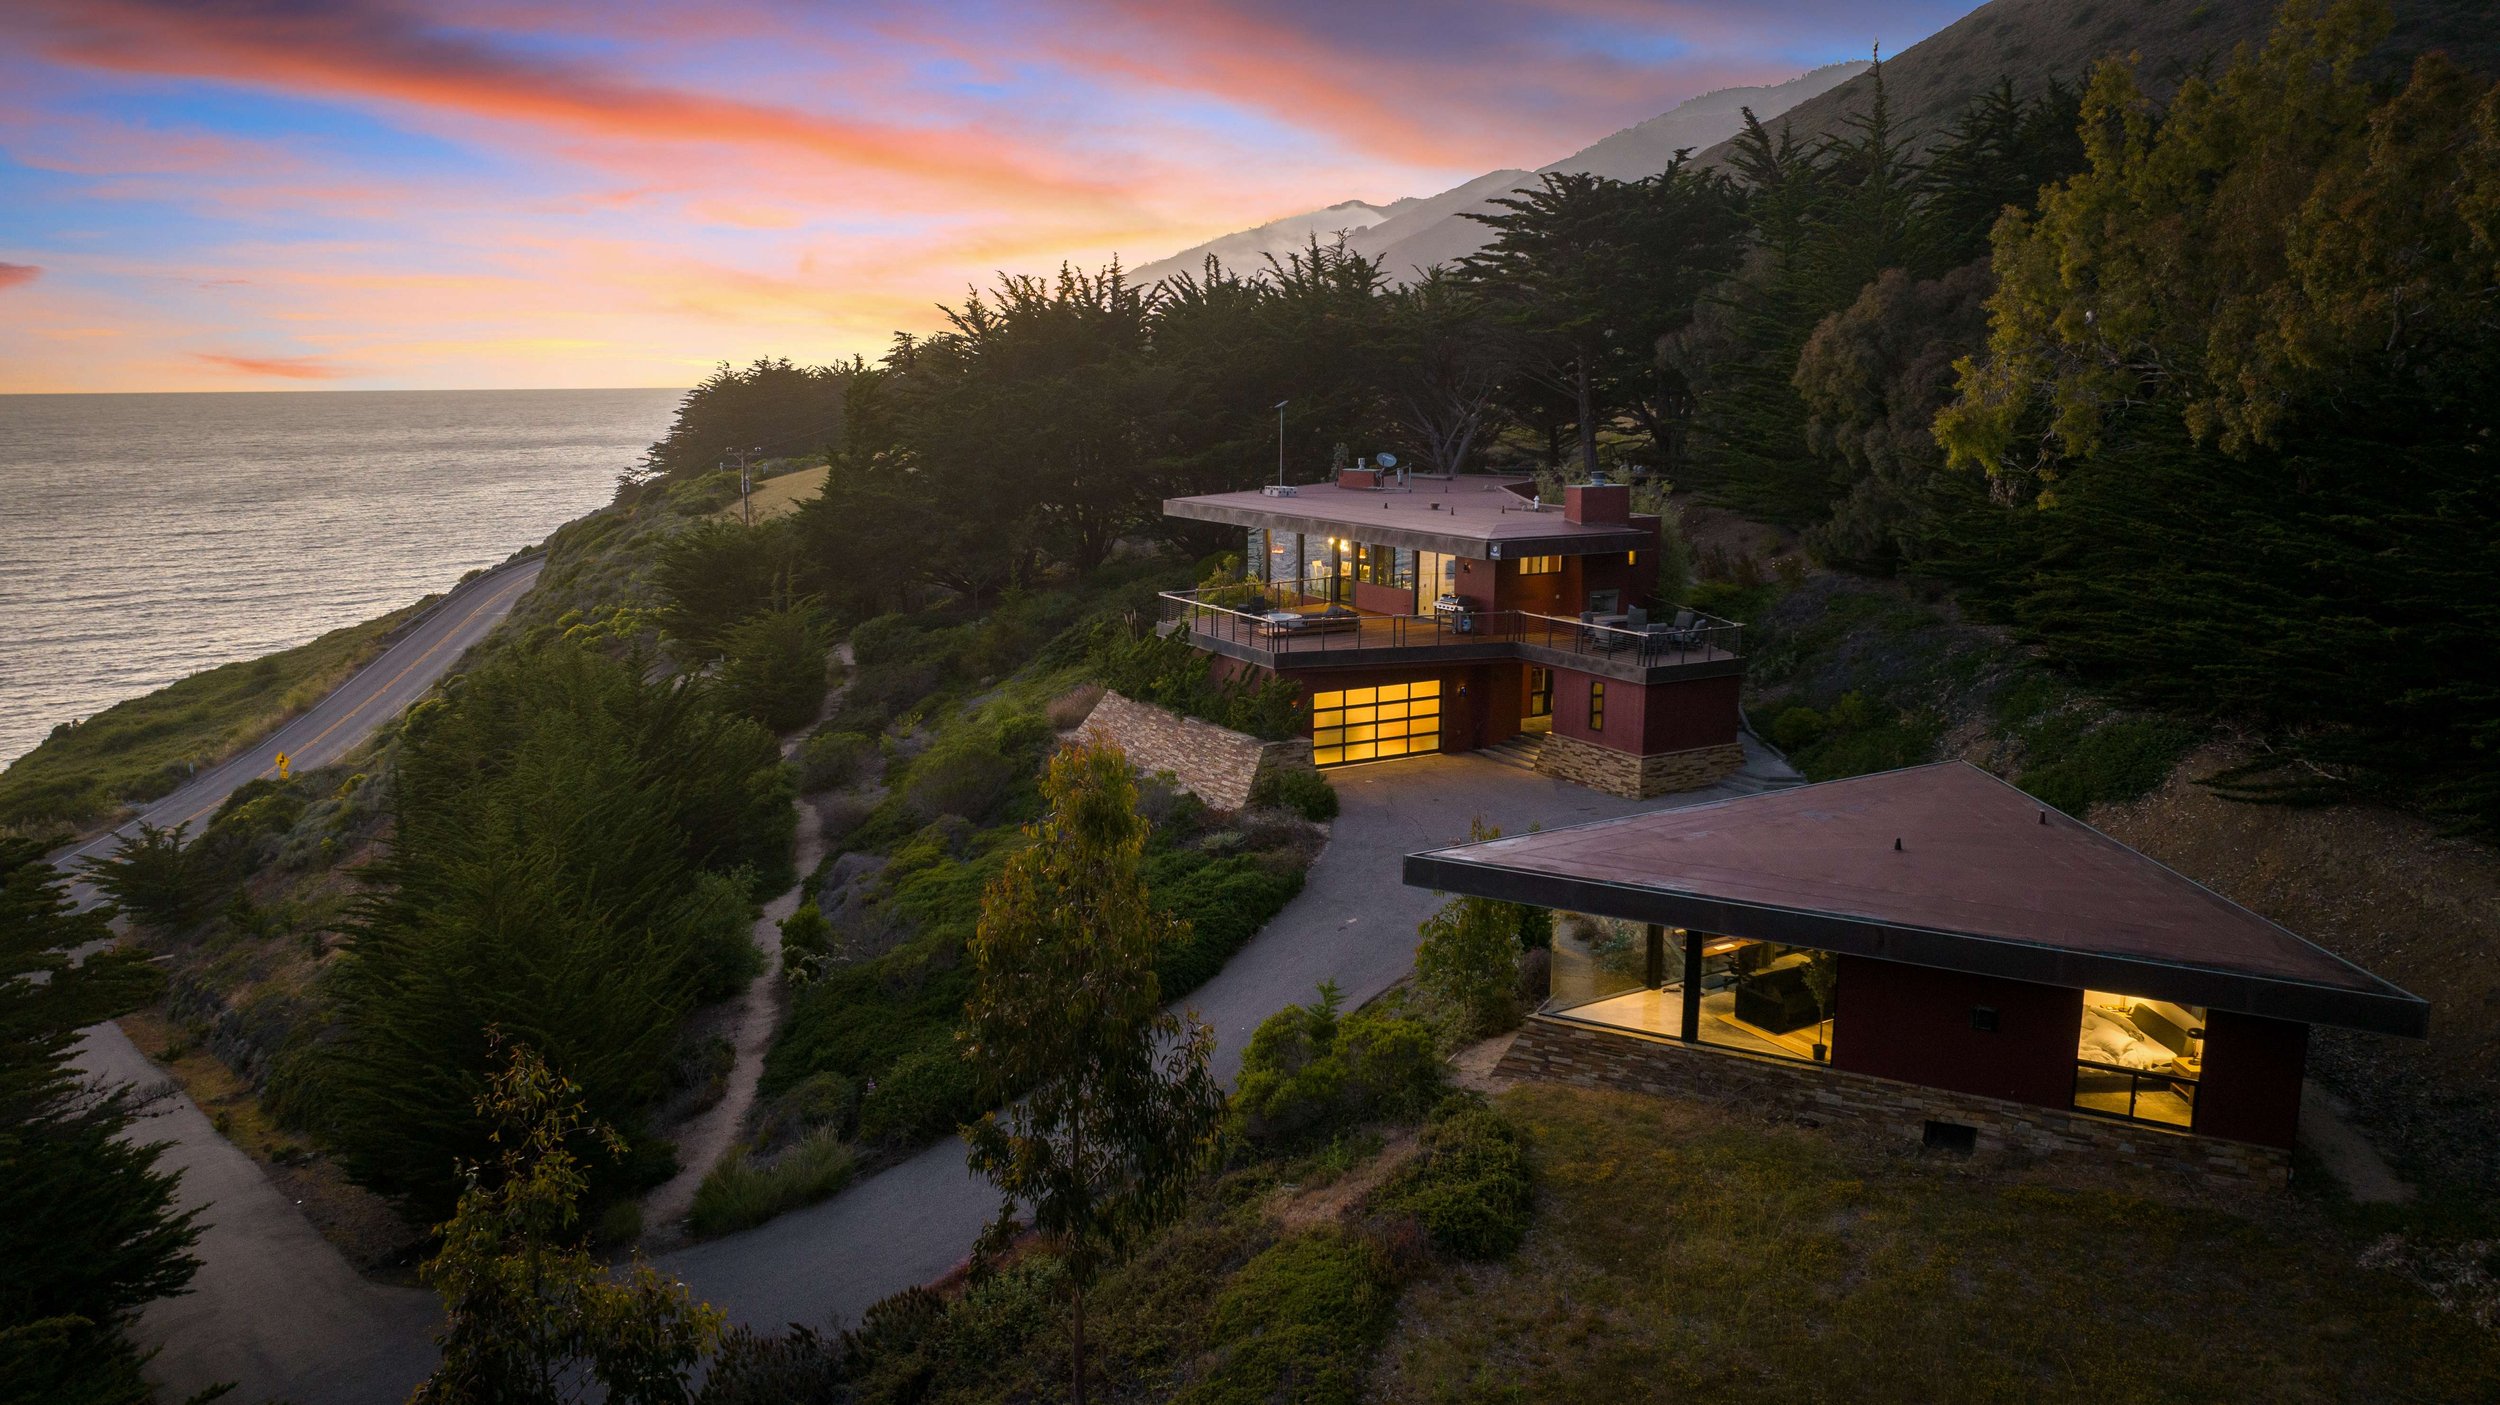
[60, 558, 545, 1405]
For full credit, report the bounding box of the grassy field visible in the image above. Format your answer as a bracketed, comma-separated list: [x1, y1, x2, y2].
[1375, 1083, 2500, 1404]
[713, 463, 828, 523]
[0, 598, 431, 834]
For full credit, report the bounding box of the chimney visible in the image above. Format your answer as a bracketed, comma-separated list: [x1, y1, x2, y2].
[1564, 482, 1630, 525]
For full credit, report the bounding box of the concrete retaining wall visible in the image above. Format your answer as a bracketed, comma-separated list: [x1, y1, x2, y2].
[1498, 1015, 2291, 1190]
[1075, 690, 1314, 811]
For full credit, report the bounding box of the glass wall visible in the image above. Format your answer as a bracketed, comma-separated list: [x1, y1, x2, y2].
[1544, 920, 1837, 1063]
[2073, 991, 2204, 1128]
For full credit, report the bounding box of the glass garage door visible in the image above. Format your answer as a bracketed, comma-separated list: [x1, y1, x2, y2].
[1311, 680, 1441, 767]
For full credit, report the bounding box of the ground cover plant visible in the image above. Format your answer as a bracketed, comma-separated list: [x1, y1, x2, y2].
[1374, 1082, 2500, 1404]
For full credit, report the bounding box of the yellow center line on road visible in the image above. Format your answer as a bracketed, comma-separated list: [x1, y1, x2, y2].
[149, 570, 536, 835]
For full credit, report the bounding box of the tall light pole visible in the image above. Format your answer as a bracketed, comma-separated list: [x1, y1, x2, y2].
[1274, 400, 1289, 487]
[729, 444, 763, 526]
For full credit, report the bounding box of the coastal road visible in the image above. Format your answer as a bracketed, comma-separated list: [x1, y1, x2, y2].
[54, 554, 546, 883]
[59, 556, 546, 1405]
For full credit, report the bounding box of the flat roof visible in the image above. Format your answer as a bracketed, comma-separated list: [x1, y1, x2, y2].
[1403, 762, 2427, 1037]
[1164, 478, 1653, 558]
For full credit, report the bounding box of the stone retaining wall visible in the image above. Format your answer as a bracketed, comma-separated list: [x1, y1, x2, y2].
[1536, 734, 1744, 799]
[1498, 1015, 2291, 1190]
[1076, 690, 1315, 811]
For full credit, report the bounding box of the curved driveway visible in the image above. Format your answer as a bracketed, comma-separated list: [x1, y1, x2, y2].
[58, 558, 545, 1405]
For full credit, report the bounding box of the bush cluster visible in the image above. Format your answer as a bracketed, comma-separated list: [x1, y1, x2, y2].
[1175, 1228, 1401, 1405]
[1248, 766, 1337, 821]
[1232, 987, 1443, 1148]
[1374, 1101, 1535, 1260]
[688, 1129, 856, 1238]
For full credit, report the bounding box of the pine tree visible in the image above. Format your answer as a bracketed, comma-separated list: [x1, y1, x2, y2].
[0, 838, 201, 1405]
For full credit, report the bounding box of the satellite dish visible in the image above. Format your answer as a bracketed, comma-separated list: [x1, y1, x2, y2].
[1376, 452, 1398, 468]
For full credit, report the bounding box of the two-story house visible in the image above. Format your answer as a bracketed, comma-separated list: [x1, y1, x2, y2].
[1161, 471, 1745, 798]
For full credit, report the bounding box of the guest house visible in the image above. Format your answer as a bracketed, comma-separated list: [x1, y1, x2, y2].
[1403, 762, 2428, 1185]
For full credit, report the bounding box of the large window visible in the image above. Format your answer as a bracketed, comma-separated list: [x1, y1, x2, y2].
[2073, 991, 2204, 1128]
[1516, 554, 1562, 575]
[1310, 680, 1441, 767]
[1546, 921, 1837, 1063]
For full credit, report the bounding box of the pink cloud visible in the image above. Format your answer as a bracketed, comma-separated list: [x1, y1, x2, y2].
[0, 263, 38, 290]
[17, 0, 1134, 210]
[190, 351, 346, 379]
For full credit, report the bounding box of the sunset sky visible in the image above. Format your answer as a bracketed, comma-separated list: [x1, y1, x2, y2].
[0, 0, 1974, 393]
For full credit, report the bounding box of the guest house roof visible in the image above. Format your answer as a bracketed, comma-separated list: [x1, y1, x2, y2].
[1403, 762, 2427, 1036]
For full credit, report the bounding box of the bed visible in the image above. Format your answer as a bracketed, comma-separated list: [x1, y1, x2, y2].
[2078, 1006, 2178, 1070]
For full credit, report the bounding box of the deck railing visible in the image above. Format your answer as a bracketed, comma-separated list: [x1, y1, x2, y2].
[1158, 583, 1742, 668]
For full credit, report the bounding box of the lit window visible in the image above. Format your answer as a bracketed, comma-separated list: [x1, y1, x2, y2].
[2073, 991, 2205, 1129]
[1516, 555, 1562, 576]
[1589, 681, 1605, 732]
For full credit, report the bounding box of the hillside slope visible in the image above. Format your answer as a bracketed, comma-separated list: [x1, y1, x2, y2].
[1694, 0, 2500, 165]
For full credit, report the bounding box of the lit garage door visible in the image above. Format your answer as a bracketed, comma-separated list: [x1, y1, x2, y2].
[1311, 680, 1441, 767]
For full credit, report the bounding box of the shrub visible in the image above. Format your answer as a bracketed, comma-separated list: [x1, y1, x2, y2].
[678, 868, 764, 1003]
[897, 713, 1051, 824]
[1415, 886, 1530, 1040]
[688, 1129, 856, 1238]
[1248, 766, 1337, 821]
[777, 898, 832, 970]
[755, 1071, 860, 1148]
[1176, 1228, 1400, 1405]
[1147, 850, 1307, 997]
[718, 603, 832, 733]
[2017, 716, 2198, 815]
[1375, 1103, 1534, 1260]
[698, 1325, 854, 1405]
[814, 792, 877, 848]
[1770, 705, 1827, 752]
[856, 1042, 983, 1145]
[795, 729, 874, 793]
[1233, 986, 1444, 1147]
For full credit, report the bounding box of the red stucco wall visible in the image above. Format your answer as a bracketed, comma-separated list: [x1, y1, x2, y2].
[1830, 956, 2085, 1111]
[2192, 1010, 2307, 1148]
[1542, 670, 1741, 755]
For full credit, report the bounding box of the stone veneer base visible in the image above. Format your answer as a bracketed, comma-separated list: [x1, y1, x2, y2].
[1076, 690, 1314, 811]
[1536, 734, 1744, 799]
[1498, 1015, 2291, 1191]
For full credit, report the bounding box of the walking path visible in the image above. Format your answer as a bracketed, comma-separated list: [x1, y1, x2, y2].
[641, 649, 853, 1240]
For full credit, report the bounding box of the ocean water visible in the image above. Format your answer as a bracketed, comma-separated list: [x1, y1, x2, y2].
[0, 388, 683, 768]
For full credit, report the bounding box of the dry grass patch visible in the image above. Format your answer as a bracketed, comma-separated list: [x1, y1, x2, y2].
[1373, 1083, 2500, 1405]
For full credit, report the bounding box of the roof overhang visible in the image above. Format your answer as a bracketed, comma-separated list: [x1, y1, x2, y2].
[1402, 849, 2430, 1040]
[1163, 494, 1652, 559]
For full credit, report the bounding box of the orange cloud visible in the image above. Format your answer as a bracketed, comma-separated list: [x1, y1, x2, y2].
[0, 264, 38, 290]
[191, 351, 346, 379]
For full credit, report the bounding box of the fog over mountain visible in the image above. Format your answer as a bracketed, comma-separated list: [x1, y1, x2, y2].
[1132, 61, 1866, 287]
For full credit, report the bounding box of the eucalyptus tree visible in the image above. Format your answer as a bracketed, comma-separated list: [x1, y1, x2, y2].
[961, 740, 1224, 1405]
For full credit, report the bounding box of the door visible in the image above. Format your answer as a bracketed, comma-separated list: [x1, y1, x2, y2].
[1311, 680, 1443, 767]
[1523, 666, 1554, 733]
